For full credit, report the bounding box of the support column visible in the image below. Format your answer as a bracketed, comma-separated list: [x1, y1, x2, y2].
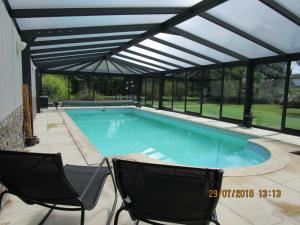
[158, 75, 164, 109]
[243, 61, 255, 127]
[281, 60, 291, 130]
[219, 67, 225, 118]
[136, 76, 142, 103]
[184, 71, 188, 112]
[35, 69, 41, 113]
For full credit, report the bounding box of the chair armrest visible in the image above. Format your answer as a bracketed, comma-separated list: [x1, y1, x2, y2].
[79, 157, 112, 201]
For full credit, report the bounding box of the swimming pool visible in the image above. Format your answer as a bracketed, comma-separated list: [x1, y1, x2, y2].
[65, 108, 270, 168]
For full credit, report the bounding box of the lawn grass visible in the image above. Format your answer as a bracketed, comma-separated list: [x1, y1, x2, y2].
[145, 100, 300, 130]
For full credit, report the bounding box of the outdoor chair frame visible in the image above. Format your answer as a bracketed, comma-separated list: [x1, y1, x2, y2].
[0, 150, 117, 225]
[112, 159, 223, 225]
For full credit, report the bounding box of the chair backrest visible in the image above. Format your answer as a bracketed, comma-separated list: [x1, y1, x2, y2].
[113, 159, 224, 224]
[0, 150, 79, 204]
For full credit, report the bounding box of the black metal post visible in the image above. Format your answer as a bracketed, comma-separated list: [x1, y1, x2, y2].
[171, 79, 174, 110]
[243, 61, 255, 127]
[281, 60, 291, 130]
[219, 67, 225, 118]
[158, 76, 164, 109]
[151, 78, 154, 107]
[67, 76, 70, 100]
[200, 70, 204, 115]
[35, 69, 41, 113]
[184, 71, 188, 112]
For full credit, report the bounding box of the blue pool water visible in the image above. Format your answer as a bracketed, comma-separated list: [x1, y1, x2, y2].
[65, 108, 270, 168]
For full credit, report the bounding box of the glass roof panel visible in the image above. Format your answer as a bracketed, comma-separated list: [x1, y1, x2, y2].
[35, 31, 145, 42]
[207, 0, 300, 54]
[64, 62, 93, 71]
[80, 60, 102, 72]
[112, 62, 135, 74]
[119, 51, 177, 70]
[95, 61, 108, 73]
[112, 55, 164, 71]
[155, 33, 236, 62]
[31, 46, 118, 56]
[30, 39, 129, 50]
[275, 0, 300, 17]
[9, 0, 201, 9]
[107, 61, 123, 73]
[17, 15, 175, 30]
[139, 39, 213, 65]
[176, 15, 277, 58]
[128, 46, 192, 67]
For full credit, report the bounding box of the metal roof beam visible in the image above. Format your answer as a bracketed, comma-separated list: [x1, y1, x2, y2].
[135, 44, 199, 67]
[150, 36, 220, 64]
[30, 42, 119, 54]
[39, 70, 131, 77]
[31, 48, 114, 59]
[200, 12, 286, 55]
[115, 54, 169, 71]
[12, 7, 186, 18]
[22, 24, 156, 38]
[106, 0, 228, 58]
[33, 51, 106, 61]
[111, 58, 156, 73]
[259, 0, 300, 26]
[31, 34, 137, 47]
[33, 52, 104, 63]
[124, 49, 183, 69]
[169, 27, 248, 61]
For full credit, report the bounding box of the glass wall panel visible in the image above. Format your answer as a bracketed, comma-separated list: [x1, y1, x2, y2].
[285, 60, 300, 131]
[222, 66, 246, 120]
[186, 72, 201, 114]
[145, 78, 153, 106]
[163, 78, 173, 109]
[141, 78, 146, 105]
[153, 79, 160, 108]
[201, 69, 222, 118]
[70, 76, 94, 100]
[252, 62, 287, 129]
[173, 74, 186, 112]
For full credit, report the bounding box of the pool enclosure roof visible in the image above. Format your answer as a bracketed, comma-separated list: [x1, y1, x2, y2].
[5, 0, 300, 76]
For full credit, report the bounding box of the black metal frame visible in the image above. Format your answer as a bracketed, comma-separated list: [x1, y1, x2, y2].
[0, 158, 118, 225]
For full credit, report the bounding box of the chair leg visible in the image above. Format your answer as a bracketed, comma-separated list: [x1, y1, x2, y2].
[106, 163, 118, 225]
[38, 207, 55, 225]
[80, 208, 85, 225]
[0, 190, 8, 208]
[113, 205, 125, 225]
[135, 220, 140, 225]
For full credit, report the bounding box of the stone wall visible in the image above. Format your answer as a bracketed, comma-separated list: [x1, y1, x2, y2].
[0, 105, 24, 207]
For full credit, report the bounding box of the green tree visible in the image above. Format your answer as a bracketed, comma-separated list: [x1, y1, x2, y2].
[42, 74, 68, 102]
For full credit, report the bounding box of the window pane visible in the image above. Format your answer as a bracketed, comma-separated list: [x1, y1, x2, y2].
[222, 66, 246, 120]
[173, 73, 186, 112]
[285, 60, 300, 130]
[202, 69, 222, 118]
[207, 0, 300, 54]
[9, 0, 201, 9]
[153, 79, 159, 108]
[252, 62, 287, 129]
[141, 78, 146, 105]
[140, 39, 213, 65]
[145, 78, 153, 106]
[186, 72, 201, 114]
[163, 79, 173, 108]
[176, 15, 276, 58]
[128, 46, 192, 68]
[155, 33, 236, 62]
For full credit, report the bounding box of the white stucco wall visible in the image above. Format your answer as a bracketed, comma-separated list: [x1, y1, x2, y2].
[0, 1, 23, 122]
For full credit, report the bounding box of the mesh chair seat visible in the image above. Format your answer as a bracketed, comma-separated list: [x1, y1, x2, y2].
[64, 165, 110, 210]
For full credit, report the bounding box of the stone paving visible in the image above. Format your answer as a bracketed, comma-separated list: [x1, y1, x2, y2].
[1, 108, 300, 225]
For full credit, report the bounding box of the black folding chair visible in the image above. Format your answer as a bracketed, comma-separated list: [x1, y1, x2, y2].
[112, 159, 223, 225]
[0, 150, 117, 225]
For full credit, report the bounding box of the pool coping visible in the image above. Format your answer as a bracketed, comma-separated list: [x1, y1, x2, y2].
[59, 106, 294, 177]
